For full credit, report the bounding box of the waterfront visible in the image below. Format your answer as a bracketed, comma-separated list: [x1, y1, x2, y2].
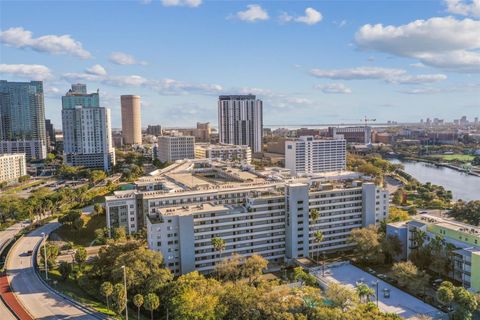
[390, 159, 480, 201]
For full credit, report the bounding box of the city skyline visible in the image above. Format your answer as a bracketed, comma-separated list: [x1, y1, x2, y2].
[1, 0, 479, 128]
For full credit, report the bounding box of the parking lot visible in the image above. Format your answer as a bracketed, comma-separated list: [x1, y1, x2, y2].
[313, 262, 446, 319]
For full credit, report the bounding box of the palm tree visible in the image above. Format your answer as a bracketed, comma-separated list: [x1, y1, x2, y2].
[310, 208, 320, 223]
[313, 230, 324, 263]
[211, 237, 226, 260]
[144, 293, 160, 320]
[133, 294, 144, 320]
[211, 237, 226, 278]
[100, 281, 113, 310]
[356, 283, 375, 303]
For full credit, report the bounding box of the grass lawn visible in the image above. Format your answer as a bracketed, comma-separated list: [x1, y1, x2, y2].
[53, 213, 106, 246]
[431, 154, 474, 162]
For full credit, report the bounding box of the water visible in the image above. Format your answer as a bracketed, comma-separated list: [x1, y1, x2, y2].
[390, 159, 480, 201]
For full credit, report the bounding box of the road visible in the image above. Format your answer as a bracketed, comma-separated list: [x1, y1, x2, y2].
[0, 222, 25, 252]
[6, 222, 99, 320]
[0, 222, 26, 320]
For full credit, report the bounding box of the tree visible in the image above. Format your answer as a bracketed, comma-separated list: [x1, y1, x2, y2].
[356, 283, 375, 303]
[313, 230, 324, 262]
[112, 227, 127, 241]
[325, 283, 359, 311]
[73, 217, 84, 232]
[74, 247, 87, 266]
[112, 283, 127, 315]
[133, 293, 144, 320]
[100, 281, 114, 310]
[381, 235, 402, 264]
[144, 293, 160, 320]
[390, 261, 429, 293]
[215, 254, 242, 281]
[40, 243, 59, 268]
[59, 261, 73, 281]
[436, 283, 454, 306]
[293, 267, 317, 287]
[349, 226, 381, 264]
[211, 237, 226, 259]
[310, 209, 320, 223]
[93, 203, 104, 216]
[242, 254, 267, 284]
[387, 207, 411, 223]
[89, 170, 107, 184]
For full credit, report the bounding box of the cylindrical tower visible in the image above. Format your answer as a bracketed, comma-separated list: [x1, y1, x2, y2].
[121, 95, 142, 145]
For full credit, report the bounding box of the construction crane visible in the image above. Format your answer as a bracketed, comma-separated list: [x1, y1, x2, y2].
[361, 116, 376, 145]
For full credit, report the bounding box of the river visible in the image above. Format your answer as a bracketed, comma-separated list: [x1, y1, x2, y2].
[389, 159, 480, 202]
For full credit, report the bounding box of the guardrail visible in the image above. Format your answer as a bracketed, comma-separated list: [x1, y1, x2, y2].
[33, 227, 111, 320]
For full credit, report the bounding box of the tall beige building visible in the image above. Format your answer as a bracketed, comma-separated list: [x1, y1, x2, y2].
[121, 95, 142, 145]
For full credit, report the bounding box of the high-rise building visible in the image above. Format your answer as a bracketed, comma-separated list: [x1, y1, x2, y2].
[61, 84, 115, 171]
[146, 125, 162, 136]
[285, 136, 347, 175]
[218, 95, 263, 153]
[153, 135, 195, 162]
[121, 95, 142, 145]
[0, 80, 47, 160]
[0, 153, 27, 182]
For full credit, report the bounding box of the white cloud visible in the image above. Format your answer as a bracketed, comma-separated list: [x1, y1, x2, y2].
[161, 0, 202, 7]
[235, 4, 269, 22]
[295, 8, 322, 25]
[355, 17, 480, 72]
[0, 27, 91, 59]
[316, 83, 352, 94]
[444, 0, 480, 17]
[280, 8, 322, 25]
[0, 64, 52, 80]
[410, 62, 425, 68]
[151, 79, 223, 95]
[109, 52, 147, 65]
[310, 66, 447, 84]
[86, 64, 107, 76]
[310, 67, 405, 80]
[400, 82, 480, 94]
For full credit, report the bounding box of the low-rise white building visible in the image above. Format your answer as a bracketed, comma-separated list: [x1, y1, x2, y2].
[154, 135, 195, 163]
[0, 153, 27, 182]
[285, 136, 346, 175]
[195, 143, 251, 163]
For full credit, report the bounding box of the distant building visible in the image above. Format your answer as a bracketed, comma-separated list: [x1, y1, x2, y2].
[146, 125, 162, 136]
[328, 126, 372, 144]
[285, 136, 346, 175]
[0, 153, 27, 182]
[121, 95, 142, 145]
[0, 80, 47, 160]
[164, 122, 211, 142]
[45, 119, 56, 151]
[387, 214, 480, 292]
[61, 84, 115, 171]
[195, 143, 251, 163]
[218, 95, 263, 153]
[154, 135, 195, 162]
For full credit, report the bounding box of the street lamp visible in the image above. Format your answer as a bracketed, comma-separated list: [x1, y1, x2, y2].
[371, 280, 379, 307]
[121, 265, 128, 320]
[322, 252, 326, 277]
[41, 232, 48, 280]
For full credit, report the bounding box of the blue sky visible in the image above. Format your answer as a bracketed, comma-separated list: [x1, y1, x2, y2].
[1, 0, 479, 128]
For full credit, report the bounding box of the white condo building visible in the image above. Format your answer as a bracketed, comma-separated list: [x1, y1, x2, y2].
[154, 135, 195, 163]
[195, 143, 252, 163]
[285, 136, 347, 175]
[105, 159, 388, 275]
[61, 84, 115, 171]
[218, 95, 263, 153]
[0, 153, 26, 182]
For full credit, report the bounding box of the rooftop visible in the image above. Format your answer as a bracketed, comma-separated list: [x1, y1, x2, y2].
[413, 214, 480, 238]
